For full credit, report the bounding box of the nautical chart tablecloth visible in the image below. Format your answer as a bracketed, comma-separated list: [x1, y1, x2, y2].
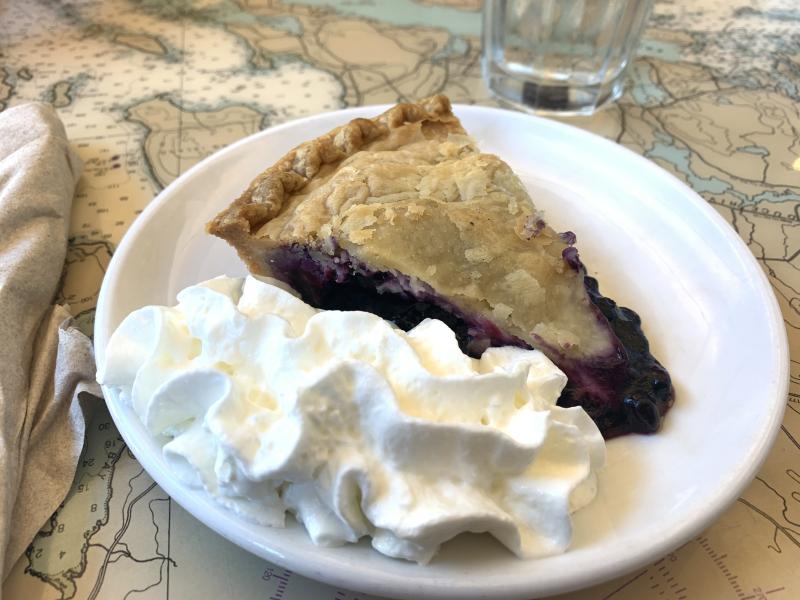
[1, 1, 798, 598]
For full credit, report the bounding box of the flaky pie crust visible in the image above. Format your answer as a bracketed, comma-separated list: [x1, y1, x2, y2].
[206, 95, 613, 358]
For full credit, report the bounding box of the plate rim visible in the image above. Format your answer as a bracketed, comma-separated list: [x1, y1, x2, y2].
[94, 102, 790, 599]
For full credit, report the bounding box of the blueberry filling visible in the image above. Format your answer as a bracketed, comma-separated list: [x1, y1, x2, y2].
[268, 243, 674, 439]
[268, 244, 527, 356]
[558, 276, 674, 438]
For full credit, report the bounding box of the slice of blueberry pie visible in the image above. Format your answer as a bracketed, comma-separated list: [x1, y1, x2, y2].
[207, 95, 674, 438]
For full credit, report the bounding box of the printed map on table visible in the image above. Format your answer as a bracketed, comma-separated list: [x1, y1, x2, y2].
[1, 1, 798, 598]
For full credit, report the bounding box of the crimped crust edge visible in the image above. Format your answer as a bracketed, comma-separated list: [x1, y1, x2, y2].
[206, 94, 460, 242]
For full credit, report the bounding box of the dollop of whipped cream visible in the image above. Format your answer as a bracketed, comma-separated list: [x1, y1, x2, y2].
[98, 276, 605, 563]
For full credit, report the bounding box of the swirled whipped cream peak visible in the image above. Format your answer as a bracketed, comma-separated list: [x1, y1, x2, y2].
[98, 275, 606, 563]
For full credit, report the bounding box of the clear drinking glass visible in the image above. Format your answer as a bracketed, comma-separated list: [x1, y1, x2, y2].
[482, 0, 653, 115]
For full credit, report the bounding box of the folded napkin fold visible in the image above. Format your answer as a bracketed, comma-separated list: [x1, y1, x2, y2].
[0, 103, 100, 585]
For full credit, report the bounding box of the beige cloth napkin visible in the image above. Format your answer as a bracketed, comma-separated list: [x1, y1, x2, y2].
[0, 103, 100, 585]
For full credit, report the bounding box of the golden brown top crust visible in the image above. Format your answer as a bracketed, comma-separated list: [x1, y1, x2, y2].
[206, 94, 463, 241]
[207, 95, 615, 357]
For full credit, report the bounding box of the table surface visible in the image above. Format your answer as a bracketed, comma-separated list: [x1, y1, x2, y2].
[1, 1, 798, 599]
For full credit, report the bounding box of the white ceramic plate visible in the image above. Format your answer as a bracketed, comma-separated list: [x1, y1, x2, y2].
[94, 104, 789, 600]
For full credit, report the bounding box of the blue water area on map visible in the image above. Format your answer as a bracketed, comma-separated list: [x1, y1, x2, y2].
[648, 134, 799, 204]
[259, 15, 304, 35]
[735, 7, 800, 22]
[433, 35, 470, 59]
[215, 8, 303, 35]
[737, 145, 770, 156]
[774, 74, 800, 101]
[629, 63, 670, 105]
[282, 0, 482, 37]
[648, 136, 735, 195]
[753, 189, 800, 203]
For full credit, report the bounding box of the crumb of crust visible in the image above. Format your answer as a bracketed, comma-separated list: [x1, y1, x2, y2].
[383, 207, 397, 224]
[405, 204, 426, 219]
[532, 322, 580, 351]
[438, 136, 475, 159]
[502, 269, 545, 306]
[349, 228, 374, 244]
[426, 265, 437, 276]
[492, 302, 513, 322]
[507, 196, 520, 215]
[454, 169, 490, 202]
[464, 247, 492, 263]
[515, 212, 547, 241]
[320, 235, 337, 255]
[342, 208, 378, 244]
